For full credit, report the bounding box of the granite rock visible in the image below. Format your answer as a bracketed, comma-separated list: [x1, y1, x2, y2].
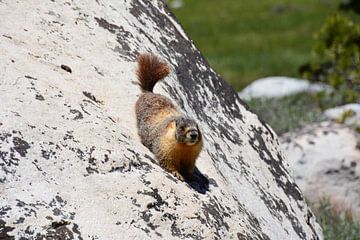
[0, 0, 321, 239]
[239, 76, 332, 100]
[281, 122, 360, 220]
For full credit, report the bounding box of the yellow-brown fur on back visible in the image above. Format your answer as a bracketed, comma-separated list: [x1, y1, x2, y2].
[151, 108, 180, 126]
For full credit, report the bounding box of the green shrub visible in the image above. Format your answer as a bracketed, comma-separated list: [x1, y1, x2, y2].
[303, 14, 360, 97]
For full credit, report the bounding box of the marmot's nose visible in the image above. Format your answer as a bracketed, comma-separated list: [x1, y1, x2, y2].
[190, 132, 198, 140]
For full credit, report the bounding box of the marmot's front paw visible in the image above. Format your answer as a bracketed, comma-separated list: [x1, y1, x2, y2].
[172, 170, 185, 181]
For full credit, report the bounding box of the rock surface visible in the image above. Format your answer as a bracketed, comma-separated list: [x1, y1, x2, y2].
[324, 103, 360, 126]
[239, 76, 331, 100]
[281, 122, 360, 220]
[0, 0, 321, 239]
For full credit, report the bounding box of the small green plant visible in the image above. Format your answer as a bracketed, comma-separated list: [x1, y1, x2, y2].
[303, 14, 360, 101]
[314, 199, 360, 240]
[355, 126, 360, 133]
[335, 109, 356, 124]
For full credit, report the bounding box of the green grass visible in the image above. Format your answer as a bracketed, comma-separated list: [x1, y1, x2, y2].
[170, 0, 360, 90]
[247, 92, 324, 134]
[314, 200, 360, 240]
[247, 87, 359, 134]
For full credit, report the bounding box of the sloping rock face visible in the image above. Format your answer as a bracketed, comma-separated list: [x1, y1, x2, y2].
[0, 0, 321, 239]
[281, 122, 360, 220]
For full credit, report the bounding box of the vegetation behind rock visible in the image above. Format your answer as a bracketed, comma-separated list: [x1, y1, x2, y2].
[302, 14, 360, 102]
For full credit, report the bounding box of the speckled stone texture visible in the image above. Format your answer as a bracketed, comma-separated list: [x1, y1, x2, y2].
[0, 0, 321, 239]
[281, 122, 360, 221]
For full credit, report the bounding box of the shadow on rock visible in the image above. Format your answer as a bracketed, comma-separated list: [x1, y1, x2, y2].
[185, 167, 210, 194]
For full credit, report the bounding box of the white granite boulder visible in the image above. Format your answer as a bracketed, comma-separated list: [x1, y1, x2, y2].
[281, 122, 360, 220]
[0, 0, 321, 239]
[239, 76, 332, 100]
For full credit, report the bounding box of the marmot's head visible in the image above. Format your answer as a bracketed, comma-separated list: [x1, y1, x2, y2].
[174, 117, 201, 146]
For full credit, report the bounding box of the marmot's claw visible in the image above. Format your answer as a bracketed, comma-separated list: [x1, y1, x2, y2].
[172, 171, 185, 181]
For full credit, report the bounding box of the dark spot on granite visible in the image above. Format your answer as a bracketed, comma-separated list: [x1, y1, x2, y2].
[71, 223, 83, 240]
[32, 160, 43, 172]
[94, 17, 135, 59]
[139, 188, 168, 211]
[60, 64, 72, 73]
[131, 197, 141, 208]
[51, 220, 70, 229]
[52, 208, 62, 216]
[86, 162, 98, 174]
[2, 34, 12, 39]
[35, 94, 45, 101]
[94, 17, 118, 34]
[24, 226, 34, 235]
[141, 227, 150, 234]
[12, 137, 30, 157]
[55, 195, 66, 205]
[69, 109, 83, 120]
[82, 91, 103, 104]
[325, 169, 339, 174]
[24, 75, 37, 80]
[41, 150, 50, 160]
[125, 148, 153, 172]
[14, 217, 25, 224]
[0, 219, 15, 240]
[143, 154, 157, 165]
[341, 164, 350, 170]
[0, 206, 15, 239]
[16, 200, 26, 207]
[34, 221, 75, 240]
[237, 232, 253, 240]
[162, 212, 176, 222]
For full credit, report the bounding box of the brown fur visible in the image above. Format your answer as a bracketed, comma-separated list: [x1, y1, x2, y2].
[136, 53, 170, 92]
[135, 53, 203, 181]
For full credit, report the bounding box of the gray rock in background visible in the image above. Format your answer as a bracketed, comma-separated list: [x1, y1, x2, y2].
[0, 0, 321, 239]
[281, 122, 360, 220]
[239, 76, 332, 100]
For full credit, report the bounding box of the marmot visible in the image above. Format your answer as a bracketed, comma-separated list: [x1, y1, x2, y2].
[135, 53, 203, 181]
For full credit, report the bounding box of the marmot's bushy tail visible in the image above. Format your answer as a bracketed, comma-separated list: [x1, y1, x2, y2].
[136, 53, 171, 92]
